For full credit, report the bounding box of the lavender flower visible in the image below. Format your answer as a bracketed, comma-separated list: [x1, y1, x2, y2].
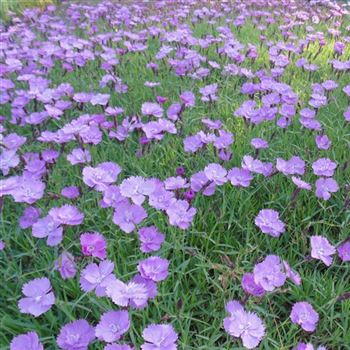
[223, 300, 265, 349]
[10, 332, 43, 350]
[80, 232, 107, 260]
[57, 320, 95, 350]
[310, 236, 336, 266]
[290, 302, 319, 332]
[18, 277, 55, 317]
[141, 324, 178, 350]
[95, 310, 130, 343]
[255, 209, 285, 237]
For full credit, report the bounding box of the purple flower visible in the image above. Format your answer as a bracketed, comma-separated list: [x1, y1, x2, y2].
[9, 176, 45, 204]
[120, 176, 155, 205]
[276, 156, 305, 176]
[67, 148, 91, 165]
[315, 135, 331, 150]
[315, 178, 339, 200]
[138, 226, 165, 253]
[57, 320, 95, 350]
[337, 241, 350, 262]
[61, 186, 80, 199]
[164, 176, 189, 190]
[310, 236, 336, 266]
[166, 199, 196, 229]
[204, 163, 227, 185]
[80, 232, 107, 260]
[106, 278, 149, 308]
[223, 300, 265, 349]
[18, 277, 55, 317]
[141, 102, 163, 118]
[199, 83, 218, 102]
[19, 206, 41, 229]
[32, 215, 63, 246]
[291, 177, 312, 191]
[312, 158, 337, 177]
[250, 138, 269, 149]
[137, 256, 169, 282]
[183, 134, 203, 153]
[95, 310, 130, 343]
[180, 91, 195, 107]
[241, 273, 265, 297]
[290, 302, 319, 332]
[91, 93, 110, 106]
[255, 209, 285, 238]
[49, 205, 84, 226]
[54, 252, 77, 280]
[227, 168, 253, 188]
[83, 162, 122, 191]
[80, 260, 115, 297]
[141, 324, 178, 350]
[0, 149, 20, 175]
[242, 156, 273, 177]
[105, 345, 134, 350]
[10, 332, 43, 350]
[113, 202, 148, 233]
[282, 261, 302, 285]
[253, 255, 286, 291]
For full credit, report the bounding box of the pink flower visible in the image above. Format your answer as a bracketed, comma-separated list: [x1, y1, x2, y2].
[18, 277, 55, 317]
[95, 310, 130, 343]
[80, 232, 107, 260]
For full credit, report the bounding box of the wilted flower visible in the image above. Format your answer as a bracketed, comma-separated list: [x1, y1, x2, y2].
[54, 252, 77, 280]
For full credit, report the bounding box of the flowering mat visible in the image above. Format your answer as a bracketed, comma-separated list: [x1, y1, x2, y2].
[1, 1, 350, 349]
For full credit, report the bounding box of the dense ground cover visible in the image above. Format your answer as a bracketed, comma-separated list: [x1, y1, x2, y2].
[0, 1, 350, 349]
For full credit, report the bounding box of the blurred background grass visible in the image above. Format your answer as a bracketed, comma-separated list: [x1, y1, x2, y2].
[0, 0, 56, 22]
